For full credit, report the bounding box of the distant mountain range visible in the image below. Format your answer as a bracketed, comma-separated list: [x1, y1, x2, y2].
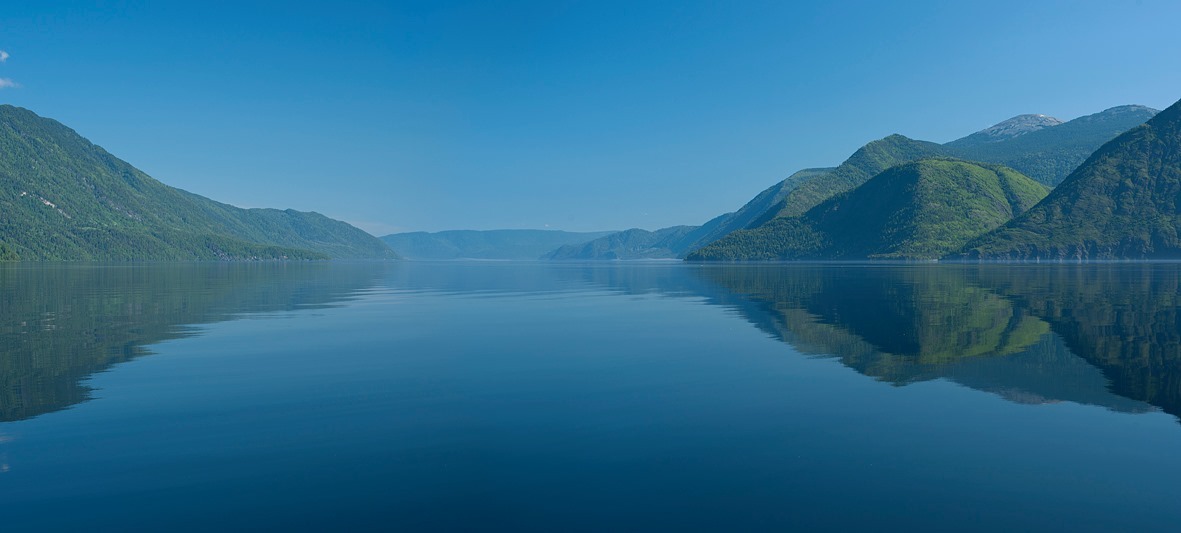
[0, 105, 396, 260]
[544, 226, 702, 260]
[3, 98, 1176, 262]
[381, 229, 614, 260]
[945, 114, 1064, 145]
[570, 103, 1159, 262]
[684, 102, 1166, 261]
[961, 99, 1181, 259]
[944, 105, 1159, 187]
[689, 159, 1048, 260]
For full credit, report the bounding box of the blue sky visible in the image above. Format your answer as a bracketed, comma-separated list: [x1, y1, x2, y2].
[2, 1, 1179, 235]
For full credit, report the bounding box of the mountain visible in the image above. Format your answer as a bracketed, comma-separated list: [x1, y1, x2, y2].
[543, 226, 701, 260]
[0, 105, 397, 260]
[533, 105, 1153, 263]
[676, 167, 836, 253]
[684, 135, 951, 260]
[681, 104, 1155, 262]
[946, 114, 1064, 147]
[945, 105, 1159, 186]
[689, 159, 1047, 260]
[767, 134, 949, 219]
[960, 98, 1181, 260]
[381, 229, 614, 260]
[533, 167, 840, 261]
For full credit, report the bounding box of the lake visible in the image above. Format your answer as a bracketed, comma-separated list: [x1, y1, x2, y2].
[2, 261, 1181, 531]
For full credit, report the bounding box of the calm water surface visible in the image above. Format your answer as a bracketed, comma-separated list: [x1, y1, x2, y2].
[2, 261, 1181, 531]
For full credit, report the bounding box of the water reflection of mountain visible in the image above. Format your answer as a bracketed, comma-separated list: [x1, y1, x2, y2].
[8, 261, 1177, 425]
[690, 264, 1160, 416]
[977, 265, 1181, 418]
[0, 262, 389, 422]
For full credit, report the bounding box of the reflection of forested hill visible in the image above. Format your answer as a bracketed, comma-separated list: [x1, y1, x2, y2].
[352, 262, 1181, 421]
[977, 265, 1181, 418]
[691, 265, 1157, 415]
[0, 263, 388, 422]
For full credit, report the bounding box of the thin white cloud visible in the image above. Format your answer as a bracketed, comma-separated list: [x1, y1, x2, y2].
[0, 51, 13, 88]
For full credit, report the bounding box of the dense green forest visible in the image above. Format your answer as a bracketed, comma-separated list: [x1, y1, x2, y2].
[768, 134, 949, 219]
[3, 97, 1171, 262]
[689, 160, 1047, 260]
[962, 98, 1181, 259]
[0, 105, 397, 260]
[684, 101, 1167, 262]
[568, 104, 1151, 263]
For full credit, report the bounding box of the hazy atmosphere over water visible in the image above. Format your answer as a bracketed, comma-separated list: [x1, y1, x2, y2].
[7, 2, 1181, 530]
[2, 0, 1180, 234]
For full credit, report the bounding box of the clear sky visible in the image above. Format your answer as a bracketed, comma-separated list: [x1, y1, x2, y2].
[1, 1, 1179, 235]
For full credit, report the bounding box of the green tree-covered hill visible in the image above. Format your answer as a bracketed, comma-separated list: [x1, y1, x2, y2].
[0, 105, 397, 260]
[689, 159, 1047, 260]
[552, 136, 952, 261]
[684, 135, 950, 260]
[545, 104, 1153, 262]
[960, 98, 1181, 260]
[768, 134, 950, 219]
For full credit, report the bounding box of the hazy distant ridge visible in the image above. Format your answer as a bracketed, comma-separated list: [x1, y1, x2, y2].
[686, 103, 1161, 261]
[381, 229, 614, 260]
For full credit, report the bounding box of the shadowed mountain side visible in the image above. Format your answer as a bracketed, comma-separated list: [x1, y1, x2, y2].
[961, 98, 1181, 260]
[0, 105, 396, 260]
[0, 262, 390, 422]
[677, 104, 1154, 263]
[688, 265, 1155, 415]
[680, 167, 837, 252]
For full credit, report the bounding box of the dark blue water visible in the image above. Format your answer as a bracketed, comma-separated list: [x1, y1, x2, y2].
[2, 261, 1181, 531]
